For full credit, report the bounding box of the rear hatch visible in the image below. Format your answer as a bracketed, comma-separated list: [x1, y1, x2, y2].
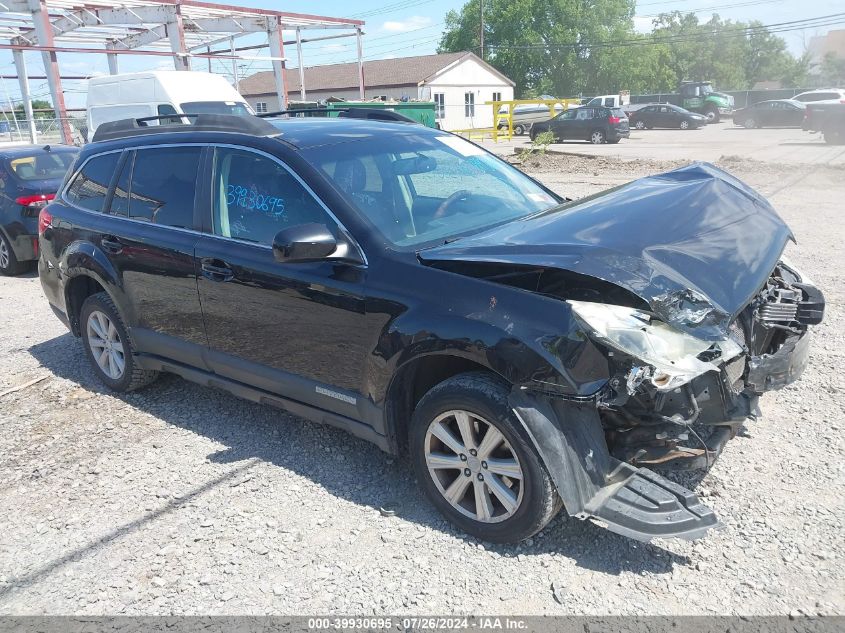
[610, 107, 629, 131]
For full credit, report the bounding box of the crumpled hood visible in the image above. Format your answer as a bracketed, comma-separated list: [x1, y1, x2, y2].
[419, 162, 793, 340]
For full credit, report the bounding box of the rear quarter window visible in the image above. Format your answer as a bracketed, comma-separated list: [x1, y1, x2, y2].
[65, 152, 120, 212]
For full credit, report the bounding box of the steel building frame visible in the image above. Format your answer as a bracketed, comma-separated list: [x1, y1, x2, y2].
[0, 0, 365, 143]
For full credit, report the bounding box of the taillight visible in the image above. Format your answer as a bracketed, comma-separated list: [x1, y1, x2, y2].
[16, 193, 54, 209]
[608, 116, 621, 124]
[38, 207, 53, 235]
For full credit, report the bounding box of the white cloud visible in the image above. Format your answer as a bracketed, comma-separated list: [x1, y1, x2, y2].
[381, 15, 432, 33]
[633, 16, 654, 34]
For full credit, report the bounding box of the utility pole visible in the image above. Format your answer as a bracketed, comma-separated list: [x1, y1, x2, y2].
[479, 0, 484, 60]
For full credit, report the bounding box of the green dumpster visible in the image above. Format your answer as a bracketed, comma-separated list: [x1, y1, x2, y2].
[325, 101, 436, 128]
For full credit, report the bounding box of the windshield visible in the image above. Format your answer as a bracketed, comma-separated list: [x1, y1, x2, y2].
[180, 101, 253, 116]
[303, 133, 559, 248]
[6, 151, 76, 181]
[700, 84, 713, 95]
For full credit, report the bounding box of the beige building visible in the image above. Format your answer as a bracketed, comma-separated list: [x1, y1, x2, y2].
[808, 29, 845, 72]
[238, 51, 515, 131]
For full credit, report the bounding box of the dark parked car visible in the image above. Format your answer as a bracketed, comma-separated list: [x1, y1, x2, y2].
[733, 99, 806, 129]
[0, 144, 77, 275]
[628, 103, 707, 130]
[39, 115, 824, 543]
[529, 106, 629, 144]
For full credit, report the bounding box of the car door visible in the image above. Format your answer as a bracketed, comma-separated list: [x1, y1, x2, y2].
[194, 145, 371, 420]
[573, 107, 594, 139]
[91, 145, 207, 362]
[550, 109, 577, 139]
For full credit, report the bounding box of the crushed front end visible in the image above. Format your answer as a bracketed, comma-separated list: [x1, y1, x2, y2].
[586, 260, 825, 471]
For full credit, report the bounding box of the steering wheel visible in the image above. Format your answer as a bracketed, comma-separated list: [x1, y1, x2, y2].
[433, 190, 472, 220]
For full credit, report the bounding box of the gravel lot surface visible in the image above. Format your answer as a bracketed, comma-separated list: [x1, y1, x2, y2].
[0, 143, 842, 616]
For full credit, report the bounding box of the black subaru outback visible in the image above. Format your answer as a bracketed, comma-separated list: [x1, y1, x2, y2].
[38, 114, 823, 543]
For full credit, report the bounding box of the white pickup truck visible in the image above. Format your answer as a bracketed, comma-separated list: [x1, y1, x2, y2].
[580, 92, 631, 109]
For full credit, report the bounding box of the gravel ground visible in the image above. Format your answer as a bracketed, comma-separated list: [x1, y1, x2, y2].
[0, 152, 842, 616]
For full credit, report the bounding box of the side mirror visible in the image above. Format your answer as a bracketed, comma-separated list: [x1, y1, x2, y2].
[272, 223, 337, 263]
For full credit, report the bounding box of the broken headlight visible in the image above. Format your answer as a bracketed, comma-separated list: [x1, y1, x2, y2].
[568, 300, 743, 391]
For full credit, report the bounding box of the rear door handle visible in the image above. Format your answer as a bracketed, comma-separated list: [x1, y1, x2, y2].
[101, 235, 123, 254]
[201, 258, 234, 282]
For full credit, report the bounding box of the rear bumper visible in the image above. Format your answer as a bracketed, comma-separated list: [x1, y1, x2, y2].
[610, 129, 630, 140]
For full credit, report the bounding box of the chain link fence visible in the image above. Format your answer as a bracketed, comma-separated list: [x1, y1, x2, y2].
[0, 116, 88, 145]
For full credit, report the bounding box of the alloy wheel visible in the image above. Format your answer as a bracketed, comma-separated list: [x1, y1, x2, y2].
[0, 239, 8, 270]
[86, 310, 126, 380]
[744, 118, 756, 129]
[635, 120, 645, 129]
[424, 409, 524, 523]
[680, 120, 689, 129]
[591, 131, 605, 144]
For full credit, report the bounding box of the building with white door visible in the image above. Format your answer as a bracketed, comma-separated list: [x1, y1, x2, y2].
[238, 51, 514, 131]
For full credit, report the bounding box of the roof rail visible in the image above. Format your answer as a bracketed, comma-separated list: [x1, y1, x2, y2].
[259, 107, 419, 124]
[91, 114, 279, 143]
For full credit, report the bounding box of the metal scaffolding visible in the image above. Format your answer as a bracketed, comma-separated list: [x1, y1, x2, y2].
[0, 0, 365, 144]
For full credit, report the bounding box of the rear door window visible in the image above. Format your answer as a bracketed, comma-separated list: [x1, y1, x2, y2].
[126, 147, 201, 228]
[65, 152, 120, 212]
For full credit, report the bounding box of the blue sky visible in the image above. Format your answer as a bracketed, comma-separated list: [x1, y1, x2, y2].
[1, 0, 842, 109]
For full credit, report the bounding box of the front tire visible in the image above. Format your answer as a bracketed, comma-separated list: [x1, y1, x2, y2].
[409, 372, 560, 543]
[80, 292, 159, 392]
[704, 107, 720, 123]
[634, 120, 645, 130]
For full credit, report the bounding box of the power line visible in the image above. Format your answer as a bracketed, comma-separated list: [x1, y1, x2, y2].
[485, 13, 845, 51]
[350, 0, 434, 19]
[638, 0, 786, 19]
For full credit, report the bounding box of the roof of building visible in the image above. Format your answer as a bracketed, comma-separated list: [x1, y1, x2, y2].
[238, 51, 514, 96]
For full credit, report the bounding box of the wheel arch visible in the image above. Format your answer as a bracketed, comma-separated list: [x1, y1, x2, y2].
[383, 352, 508, 455]
[61, 242, 130, 338]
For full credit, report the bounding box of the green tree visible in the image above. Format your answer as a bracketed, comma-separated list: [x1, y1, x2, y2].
[14, 99, 53, 120]
[438, 0, 637, 97]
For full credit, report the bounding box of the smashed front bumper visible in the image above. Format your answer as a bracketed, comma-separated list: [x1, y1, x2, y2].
[511, 391, 719, 541]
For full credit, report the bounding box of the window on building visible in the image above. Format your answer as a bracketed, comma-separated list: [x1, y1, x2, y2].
[464, 92, 475, 117]
[255, 102, 268, 113]
[433, 93, 445, 119]
[492, 92, 502, 103]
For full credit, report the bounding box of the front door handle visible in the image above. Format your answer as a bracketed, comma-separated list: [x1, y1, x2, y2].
[201, 258, 234, 282]
[101, 235, 123, 255]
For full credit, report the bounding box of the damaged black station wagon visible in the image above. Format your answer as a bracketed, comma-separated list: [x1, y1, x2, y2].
[39, 115, 824, 543]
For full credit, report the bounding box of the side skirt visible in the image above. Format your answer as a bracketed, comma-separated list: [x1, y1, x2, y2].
[135, 353, 391, 453]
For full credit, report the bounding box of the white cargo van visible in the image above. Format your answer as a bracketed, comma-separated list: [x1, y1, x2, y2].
[86, 71, 254, 136]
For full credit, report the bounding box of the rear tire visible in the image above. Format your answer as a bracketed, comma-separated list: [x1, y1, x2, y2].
[80, 292, 159, 392]
[589, 129, 606, 144]
[409, 372, 560, 543]
[743, 117, 757, 129]
[0, 232, 27, 276]
[634, 120, 645, 130]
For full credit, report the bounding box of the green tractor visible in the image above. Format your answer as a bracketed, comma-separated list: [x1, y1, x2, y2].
[679, 81, 734, 123]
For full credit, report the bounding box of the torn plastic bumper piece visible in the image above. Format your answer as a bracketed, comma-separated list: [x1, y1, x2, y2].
[746, 329, 811, 394]
[511, 389, 719, 542]
[583, 465, 718, 541]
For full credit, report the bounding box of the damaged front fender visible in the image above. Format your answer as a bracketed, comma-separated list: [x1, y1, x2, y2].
[510, 388, 718, 541]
